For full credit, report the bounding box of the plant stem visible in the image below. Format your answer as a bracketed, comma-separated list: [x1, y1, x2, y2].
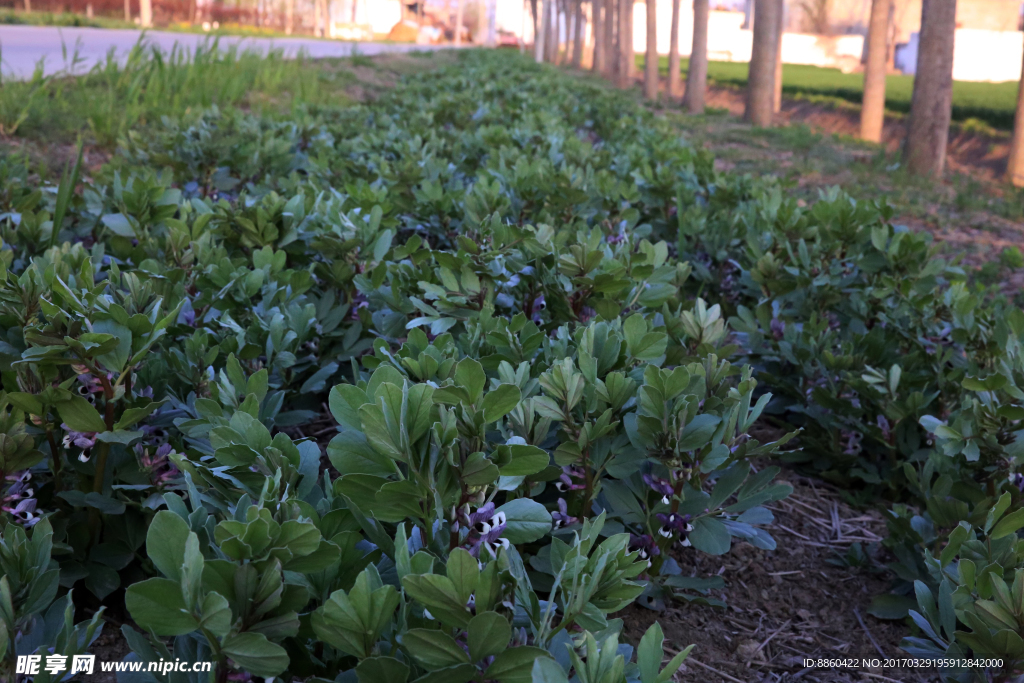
[580, 447, 593, 519]
[89, 382, 117, 541]
[45, 425, 62, 492]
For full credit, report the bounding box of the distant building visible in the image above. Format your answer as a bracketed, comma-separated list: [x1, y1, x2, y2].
[809, 0, 1022, 42]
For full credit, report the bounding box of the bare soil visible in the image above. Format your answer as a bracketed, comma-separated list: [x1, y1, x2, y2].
[644, 81, 1024, 301]
[701, 84, 1012, 184]
[620, 473, 938, 683]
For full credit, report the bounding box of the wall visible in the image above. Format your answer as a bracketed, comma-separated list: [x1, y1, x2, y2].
[496, 0, 1022, 83]
[896, 27, 1024, 81]
[363, 0, 402, 35]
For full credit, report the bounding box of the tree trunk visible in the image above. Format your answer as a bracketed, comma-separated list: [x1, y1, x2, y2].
[860, 0, 890, 141]
[140, 0, 152, 26]
[573, 0, 585, 66]
[744, 0, 782, 127]
[566, 0, 575, 63]
[1007, 38, 1024, 186]
[285, 0, 294, 33]
[622, 0, 630, 81]
[569, 0, 577, 63]
[479, 0, 488, 46]
[618, 0, 633, 88]
[904, 0, 957, 177]
[530, 0, 539, 42]
[606, 0, 618, 77]
[454, 0, 464, 44]
[667, 0, 681, 100]
[547, 0, 559, 62]
[644, 0, 658, 99]
[537, 0, 550, 60]
[124, 0, 130, 22]
[773, 4, 784, 113]
[683, 0, 708, 111]
[593, 0, 605, 71]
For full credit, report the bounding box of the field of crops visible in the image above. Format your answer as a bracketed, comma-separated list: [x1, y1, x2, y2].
[652, 55, 1020, 131]
[0, 47, 1023, 682]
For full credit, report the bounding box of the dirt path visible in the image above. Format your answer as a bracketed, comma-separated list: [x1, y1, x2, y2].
[701, 84, 1013, 184]
[622, 473, 938, 683]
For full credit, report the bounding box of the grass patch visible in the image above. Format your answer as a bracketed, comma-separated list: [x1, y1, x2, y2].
[0, 38, 352, 148]
[0, 9, 134, 28]
[647, 54, 1020, 131]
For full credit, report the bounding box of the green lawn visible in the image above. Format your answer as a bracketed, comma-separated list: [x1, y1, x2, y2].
[0, 39, 354, 148]
[648, 55, 1020, 131]
[0, 9, 135, 28]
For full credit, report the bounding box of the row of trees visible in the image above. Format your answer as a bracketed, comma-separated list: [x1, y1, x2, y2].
[526, 0, 1024, 186]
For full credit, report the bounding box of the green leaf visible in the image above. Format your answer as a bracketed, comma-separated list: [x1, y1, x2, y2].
[454, 358, 486, 404]
[867, 594, 917, 620]
[85, 562, 120, 601]
[102, 213, 135, 237]
[114, 401, 163, 430]
[486, 646, 552, 683]
[199, 592, 232, 638]
[656, 645, 694, 683]
[939, 522, 970, 566]
[95, 430, 144, 445]
[481, 384, 522, 423]
[688, 517, 731, 555]
[357, 657, 410, 683]
[991, 508, 1024, 540]
[678, 414, 721, 451]
[637, 622, 664, 683]
[56, 491, 126, 514]
[408, 664, 478, 683]
[401, 574, 471, 628]
[531, 658, 569, 683]
[56, 396, 106, 433]
[447, 548, 480, 605]
[359, 402, 407, 462]
[403, 629, 471, 670]
[468, 611, 510, 661]
[124, 578, 198, 636]
[496, 498, 552, 544]
[498, 444, 550, 477]
[92, 319, 132, 373]
[221, 632, 290, 678]
[330, 384, 369, 431]
[147, 510, 192, 582]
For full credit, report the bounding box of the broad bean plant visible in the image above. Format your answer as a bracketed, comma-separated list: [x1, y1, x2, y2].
[0, 48, 1020, 682]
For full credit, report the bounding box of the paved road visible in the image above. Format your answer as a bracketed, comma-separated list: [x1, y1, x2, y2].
[0, 26, 442, 79]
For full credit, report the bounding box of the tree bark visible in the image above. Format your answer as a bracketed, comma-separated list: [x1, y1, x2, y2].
[285, 0, 294, 33]
[479, 0, 489, 46]
[548, 0, 559, 62]
[667, 0, 682, 100]
[683, 0, 708, 111]
[1007, 37, 1024, 186]
[607, 0, 618, 77]
[593, 0, 605, 70]
[454, 0, 464, 44]
[538, 0, 551, 60]
[773, 3, 784, 113]
[140, 0, 152, 26]
[573, 0, 585, 66]
[618, 0, 633, 88]
[860, 0, 890, 141]
[744, 0, 782, 127]
[644, 0, 658, 99]
[124, 0, 130, 22]
[904, 0, 957, 177]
